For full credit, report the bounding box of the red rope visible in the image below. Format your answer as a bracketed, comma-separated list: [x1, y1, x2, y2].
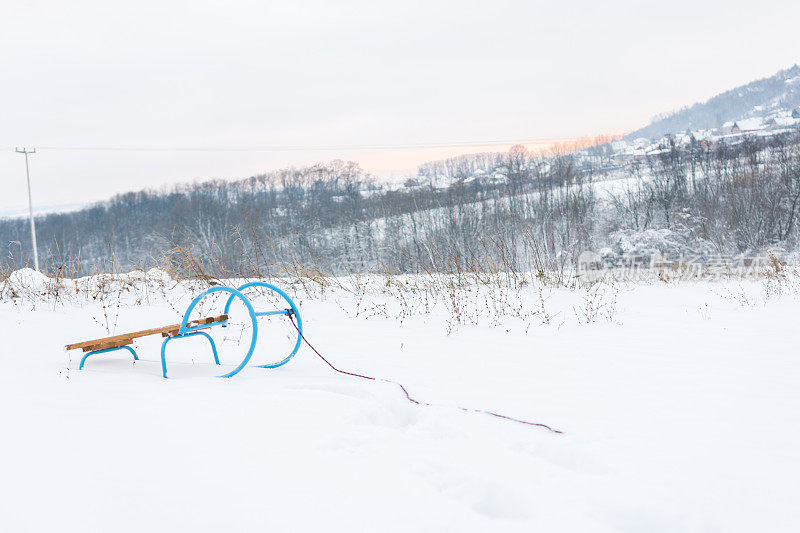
[286, 312, 563, 435]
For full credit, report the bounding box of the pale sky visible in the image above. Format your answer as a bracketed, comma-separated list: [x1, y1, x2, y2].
[1, 0, 799, 215]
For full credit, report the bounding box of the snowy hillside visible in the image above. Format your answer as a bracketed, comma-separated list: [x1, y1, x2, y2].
[1, 268, 799, 531]
[628, 65, 800, 141]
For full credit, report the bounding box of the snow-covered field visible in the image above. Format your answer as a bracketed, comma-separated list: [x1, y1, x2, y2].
[1, 269, 799, 532]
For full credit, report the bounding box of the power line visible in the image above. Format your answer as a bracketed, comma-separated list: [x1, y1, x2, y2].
[11, 136, 598, 153]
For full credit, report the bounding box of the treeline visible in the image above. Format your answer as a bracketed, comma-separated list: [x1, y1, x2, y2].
[610, 132, 800, 252]
[0, 148, 594, 276]
[1, 133, 800, 277]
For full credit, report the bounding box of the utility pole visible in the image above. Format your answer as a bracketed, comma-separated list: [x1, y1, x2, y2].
[15, 147, 40, 271]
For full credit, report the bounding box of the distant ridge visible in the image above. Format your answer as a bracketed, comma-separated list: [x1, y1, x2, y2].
[0, 201, 87, 220]
[626, 65, 800, 140]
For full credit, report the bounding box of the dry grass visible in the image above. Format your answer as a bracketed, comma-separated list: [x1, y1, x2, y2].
[2, 237, 799, 336]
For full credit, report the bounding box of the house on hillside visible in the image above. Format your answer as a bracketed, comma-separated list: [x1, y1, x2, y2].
[721, 121, 741, 134]
[737, 117, 765, 132]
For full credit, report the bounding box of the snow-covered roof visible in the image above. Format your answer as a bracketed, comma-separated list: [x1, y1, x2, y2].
[610, 140, 628, 151]
[737, 117, 765, 131]
[774, 116, 798, 127]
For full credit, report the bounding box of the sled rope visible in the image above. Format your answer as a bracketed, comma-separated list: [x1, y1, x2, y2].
[286, 310, 563, 434]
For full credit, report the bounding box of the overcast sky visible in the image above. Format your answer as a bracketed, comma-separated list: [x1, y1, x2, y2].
[1, 0, 799, 214]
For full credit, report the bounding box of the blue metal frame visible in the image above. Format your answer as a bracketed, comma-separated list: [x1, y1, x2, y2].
[160, 331, 220, 378]
[161, 286, 258, 379]
[79, 345, 138, 370]
[222, 281, 303, 368]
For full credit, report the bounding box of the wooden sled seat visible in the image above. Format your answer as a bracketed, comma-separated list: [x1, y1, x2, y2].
[66, 315, 228, 370]
[65, 315, 229, 352]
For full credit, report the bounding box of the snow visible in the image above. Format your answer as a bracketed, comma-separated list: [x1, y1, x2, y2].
[736, 117, 765, 131]
[774, 115, 799, 127]
[7, 267, 50, 289]
[607, 228, 716, 260]
[1, 270, 799, 531]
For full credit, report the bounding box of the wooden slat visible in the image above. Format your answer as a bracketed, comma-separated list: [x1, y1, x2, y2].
[66, 325, 175, 350]
[162, 316, 220, 337]
[160, 314, 229, 337]
[65, 314, 228, 351]
[82, 338, 133, 353]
